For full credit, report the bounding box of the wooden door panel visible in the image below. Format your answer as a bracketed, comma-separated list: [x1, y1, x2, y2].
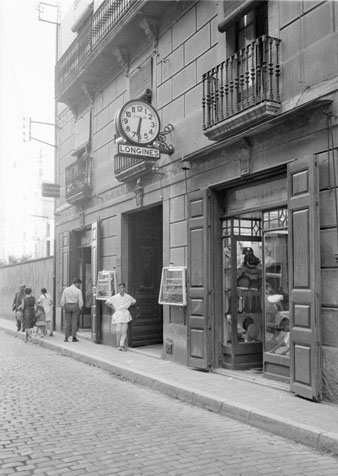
[60, 231, 70, 330]
[187, 189, 210, 370]
[130, 207, 163, 346]
[91, 221, 101, 342]
[288, 155, 321, 401]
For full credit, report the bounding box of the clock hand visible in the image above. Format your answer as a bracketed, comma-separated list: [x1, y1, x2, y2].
[136, 117, 142, 141]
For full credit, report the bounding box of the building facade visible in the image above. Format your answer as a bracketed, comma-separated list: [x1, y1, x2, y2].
[54, 0, 338, 402]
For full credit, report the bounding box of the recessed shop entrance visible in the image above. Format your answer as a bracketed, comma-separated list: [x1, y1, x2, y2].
[127, 205, 163, 347]
[218, 175, 290, 379]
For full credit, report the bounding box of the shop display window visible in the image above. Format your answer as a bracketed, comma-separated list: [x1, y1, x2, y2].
[222, 215, 263, 369]
[263, 223, 289, 357]
[96, 270, 117, 300]
[158, 266, 187, 306]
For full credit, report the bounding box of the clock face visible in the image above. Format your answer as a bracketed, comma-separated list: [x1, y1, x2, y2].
[117, 100, 160, 145]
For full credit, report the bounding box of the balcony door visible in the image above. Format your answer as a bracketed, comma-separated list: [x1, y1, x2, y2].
[235, 2, 268, 107]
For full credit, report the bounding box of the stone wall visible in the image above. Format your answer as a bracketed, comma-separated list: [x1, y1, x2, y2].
[0, 258, 54, 320]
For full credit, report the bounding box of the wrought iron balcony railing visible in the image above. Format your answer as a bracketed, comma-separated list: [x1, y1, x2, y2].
[65, 159, 92, 203]
[55, 0, 135, 100]
[114, 155, 158, 182]
[202, 35, 281, 134]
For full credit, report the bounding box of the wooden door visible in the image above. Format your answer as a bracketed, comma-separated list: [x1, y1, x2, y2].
[129, 206, 163, 346]
[288, 155, 322, 401]
[91, 221, 101, 342]
[187, 189, 211, 370]
[79, 247, 91, 329]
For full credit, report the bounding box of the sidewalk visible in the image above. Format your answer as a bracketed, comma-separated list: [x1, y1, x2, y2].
[1, 316, 338, 456]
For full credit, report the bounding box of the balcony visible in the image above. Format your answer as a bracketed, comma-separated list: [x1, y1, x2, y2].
[55, 0, 194, 111]
[114, 155, 158, 182]
[202, 36, 281, 142]
[65, 158, 92, 204]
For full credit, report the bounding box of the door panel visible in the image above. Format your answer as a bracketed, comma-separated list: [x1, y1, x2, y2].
[288, 155, 321, 401]
[187, 189, 210, 370]
[129, 207, 163, 346]
[91, 221, 101, 342]
[79, 247, 91, 329]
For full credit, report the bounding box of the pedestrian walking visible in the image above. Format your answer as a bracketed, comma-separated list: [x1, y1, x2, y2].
[105, 283, 136, 351]
[22, 288, 36, 343]
[12, 284, 26, 332]
[37, 288, 53, 336]
[60, 278, 83, 342]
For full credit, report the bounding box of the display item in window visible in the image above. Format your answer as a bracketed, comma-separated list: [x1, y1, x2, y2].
[242, 247, 261, 268]
[270, 317, 290, 355]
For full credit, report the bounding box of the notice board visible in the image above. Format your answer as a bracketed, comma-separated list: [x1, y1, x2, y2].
[158, 266, 187, 306]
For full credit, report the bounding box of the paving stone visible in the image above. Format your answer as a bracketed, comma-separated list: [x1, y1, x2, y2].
[1, 330, 338, 476]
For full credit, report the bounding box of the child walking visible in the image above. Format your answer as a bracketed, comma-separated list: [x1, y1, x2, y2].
[37, 288, 53, 336]
[35, 304, 47, 337]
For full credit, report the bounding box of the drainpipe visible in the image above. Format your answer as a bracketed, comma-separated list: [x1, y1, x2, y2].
[52, 6, 59, 332]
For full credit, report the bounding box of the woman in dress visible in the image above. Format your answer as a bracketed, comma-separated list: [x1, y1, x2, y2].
[22, 287, 36, 343]
[37, 288, 53, 336]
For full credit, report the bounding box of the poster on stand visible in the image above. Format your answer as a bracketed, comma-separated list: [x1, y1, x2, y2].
[158, 266, 187, 306]
[96, 270, 117, 300]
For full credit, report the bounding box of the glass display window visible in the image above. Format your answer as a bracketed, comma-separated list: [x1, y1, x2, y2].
[262, 208, 290, 381]
[263, 229, 289, 354]
[222, 215, 263, 370]
[96, 270, 117, 300]
[158, 266, 187, 306]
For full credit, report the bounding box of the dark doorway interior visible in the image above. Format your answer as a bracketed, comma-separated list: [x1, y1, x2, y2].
[128, 205, 163, 347]
[78, 246, 91, 329]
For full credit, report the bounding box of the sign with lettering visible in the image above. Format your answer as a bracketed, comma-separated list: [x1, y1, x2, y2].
[42, 182, 60, 198]
[118, 143, 160, 159]
[96, 270, 117, 300]
[158, 266, 187, 306]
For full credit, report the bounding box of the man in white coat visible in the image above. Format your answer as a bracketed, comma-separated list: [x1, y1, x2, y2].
[105, 282, 136, 351]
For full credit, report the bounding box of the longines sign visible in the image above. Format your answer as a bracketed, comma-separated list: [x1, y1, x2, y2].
[118, 143, 160, 159]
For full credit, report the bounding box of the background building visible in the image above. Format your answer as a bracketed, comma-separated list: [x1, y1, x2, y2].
[0, 1, 55, 264]
[54, 0, 338, 403]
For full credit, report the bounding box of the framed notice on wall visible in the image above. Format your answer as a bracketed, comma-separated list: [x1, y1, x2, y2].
[158, 266, 187, 306]
[96, 270, 117, 300]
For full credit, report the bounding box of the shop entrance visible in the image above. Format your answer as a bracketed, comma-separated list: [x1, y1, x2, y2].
[128, 205, 163, 347]
[221, 210, 290, 378]
[219, 176, 290, 379]
[78, 245, 92, 329]
[60, 228, 92, 331]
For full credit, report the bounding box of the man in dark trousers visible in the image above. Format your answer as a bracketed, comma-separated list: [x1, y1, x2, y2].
[12, 284, 25, 332]
[60, 278, 83, 342]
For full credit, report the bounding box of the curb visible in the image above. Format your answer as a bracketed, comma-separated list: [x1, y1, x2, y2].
[2, 325, 338, 456]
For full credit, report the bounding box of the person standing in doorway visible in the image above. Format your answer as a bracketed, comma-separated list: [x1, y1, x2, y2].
[38, 288, 53, 336]
[105, 283, 136, 351]
[12, 284, 26, 332]
[60, 278, 83, 343]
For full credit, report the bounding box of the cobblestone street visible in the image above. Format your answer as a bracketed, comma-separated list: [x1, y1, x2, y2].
[0, 332, 337, 476]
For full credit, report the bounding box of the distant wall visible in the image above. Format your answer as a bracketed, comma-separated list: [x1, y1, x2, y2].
[0, 258, 53, 320]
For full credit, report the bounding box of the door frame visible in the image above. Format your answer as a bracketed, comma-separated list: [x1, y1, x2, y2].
[212, 168, 289, 372]
[124, 204, 164, 347]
